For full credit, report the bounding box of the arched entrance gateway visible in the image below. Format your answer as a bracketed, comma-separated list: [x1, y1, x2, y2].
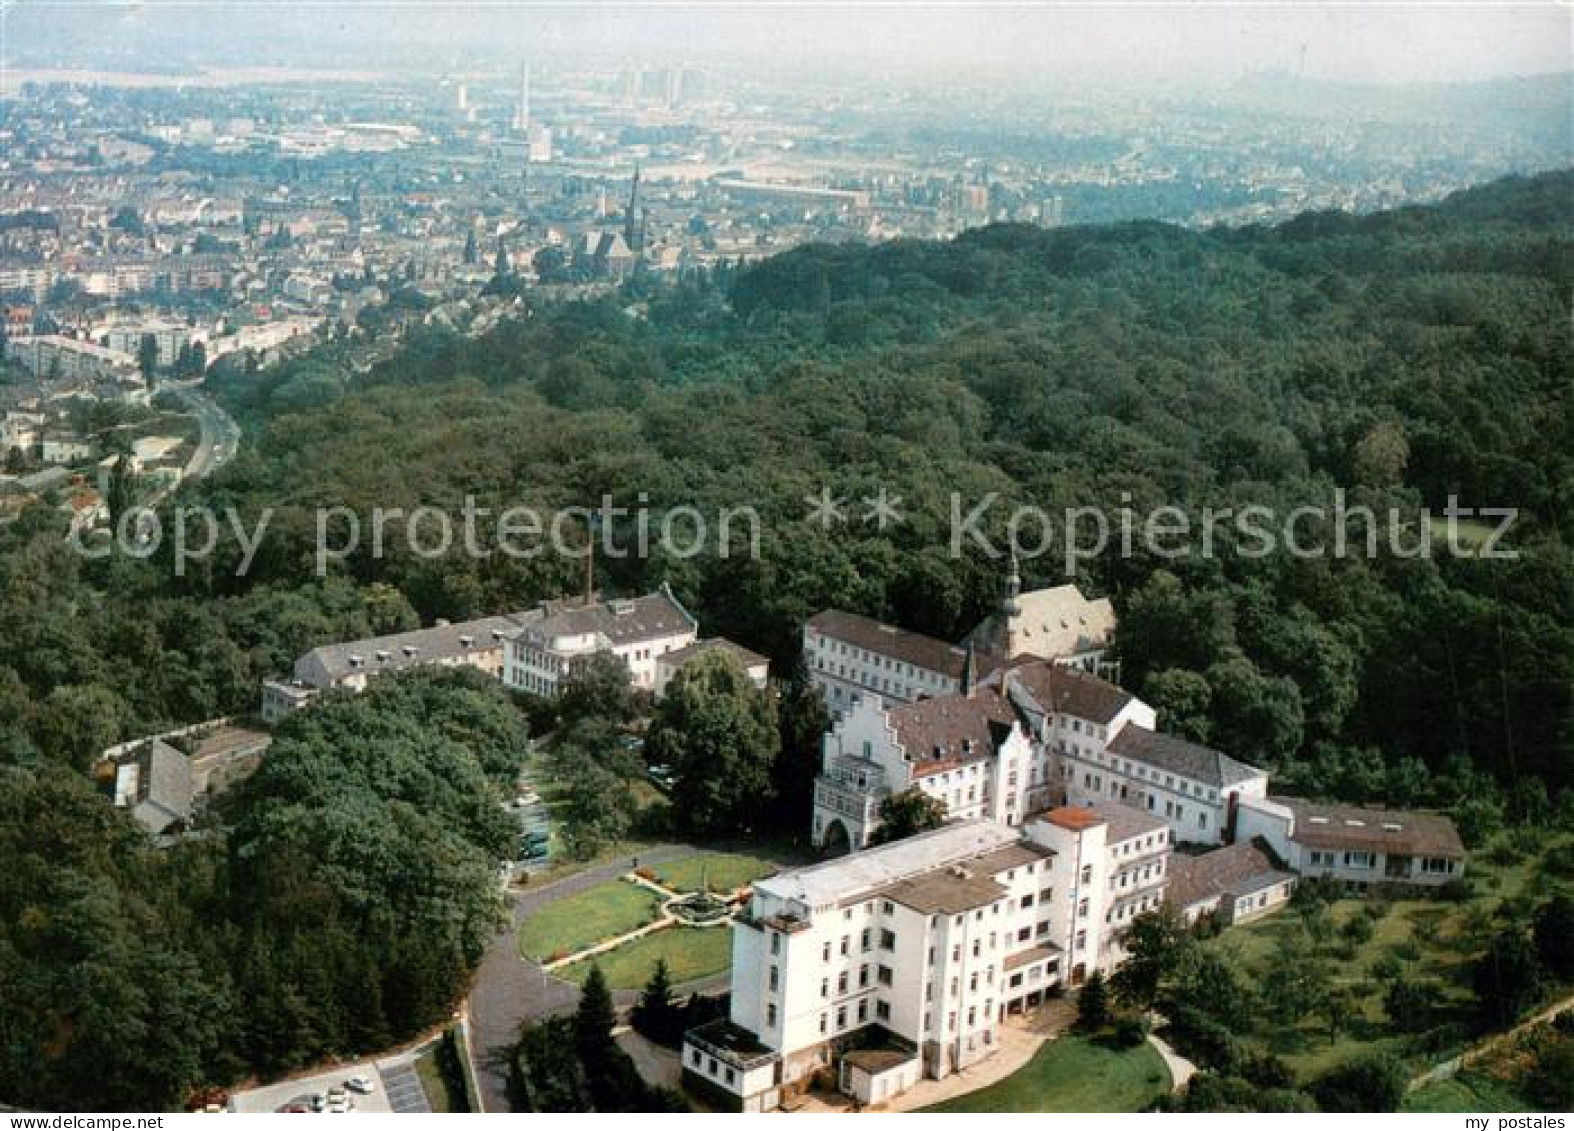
[819, 818, 852, 858]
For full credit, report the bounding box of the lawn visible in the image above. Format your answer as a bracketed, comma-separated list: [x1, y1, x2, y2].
[650, 852, 777, 894]
[923, 1035, 1170, 1113]
[1204, 898, 1473, 1078]
[1403, 1072, 1531, 1112]
[1202, 828, 1574, 1081]
[517, 880, 664, 961]
[560, 924, 734, 990]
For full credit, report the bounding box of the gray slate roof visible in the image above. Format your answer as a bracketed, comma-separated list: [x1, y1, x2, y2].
[131, 739, 195, 835]
[1107, 725, 1265, 789]
[659, 636, 769, 671]
[1278, 797, 1466, 859]
[519, 585, 696, 650]
[294, 611, 537, 687]
[1165, 839, 1293, 912]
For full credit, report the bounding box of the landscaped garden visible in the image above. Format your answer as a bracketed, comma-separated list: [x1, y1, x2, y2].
[1200, 827, 1574, 1082]
[560, 925, 735, 990]
[1201, 898, 1456, 1078]
[517, 880, 664, 961]
[922, 1035, 1170, 1113]
[649, 852, 777, 894]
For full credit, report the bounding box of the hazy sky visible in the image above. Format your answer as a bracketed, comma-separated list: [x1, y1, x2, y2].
[5, 2, 1571, 86]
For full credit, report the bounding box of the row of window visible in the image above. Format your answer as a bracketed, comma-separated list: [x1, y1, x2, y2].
[1111, 860, 1165, 891]
[809, 633, 951, 687]
[509, 669, 559, 695]
[689, 1048, 738, 1088]
[1106, 893, 1160, 924]
[1076, 742, 1227, 803]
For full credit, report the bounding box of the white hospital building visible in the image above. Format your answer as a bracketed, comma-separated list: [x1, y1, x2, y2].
[812, 656, 1268, 852]
[683, 805, 1170, 1111]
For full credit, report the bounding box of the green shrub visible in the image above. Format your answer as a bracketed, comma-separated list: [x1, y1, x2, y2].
[1112, 1014, 1150, 1048]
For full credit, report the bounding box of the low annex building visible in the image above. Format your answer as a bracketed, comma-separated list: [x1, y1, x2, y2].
[684, 806, 1171, 1111]
[654, 637, 769, 698]
[1236, 795, 1467, 890]
[1165, 839, 1296, 926]
[261, 610, 535, 721]
[106, 721, 271, 837]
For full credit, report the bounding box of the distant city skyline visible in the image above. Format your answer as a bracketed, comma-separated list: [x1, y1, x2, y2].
[2, 2, 1569, 89]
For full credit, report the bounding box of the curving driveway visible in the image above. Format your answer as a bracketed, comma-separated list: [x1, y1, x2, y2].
[464, 844, 706, 1113]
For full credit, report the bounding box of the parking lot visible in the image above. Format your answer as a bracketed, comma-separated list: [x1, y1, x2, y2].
[228, 1061, 397, 1114]
[378, 1061, 431, 1114]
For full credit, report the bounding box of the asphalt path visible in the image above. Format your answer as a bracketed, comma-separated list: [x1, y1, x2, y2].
[465, 844, 704, 1113]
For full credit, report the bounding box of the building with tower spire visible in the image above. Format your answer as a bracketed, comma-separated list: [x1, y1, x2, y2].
[802, 563, 1117, 719]
[624, 165, 645, 255]
[962, 564, 1115, 677]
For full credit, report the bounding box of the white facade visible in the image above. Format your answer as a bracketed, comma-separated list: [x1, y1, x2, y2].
[685, 809, 1169, 1110]
[40, 435, 97, 464]
[809, 660, 1254, 855]
[803, 579, 1118, 719]
[102, 320, 192, 368]
[802, 611, 966, 713]
[503, 588, 698, 697]
[1, 412, 44, 455]
[8, 335, 137, 382]
[653, 638, 768, 700]
[1236, 795, 1466, 890]
[1057, 724, 1267, 847]
[811, 690, 1042, 851]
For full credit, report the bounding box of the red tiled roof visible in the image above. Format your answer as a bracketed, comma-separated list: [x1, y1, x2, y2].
[1044, 806, 1104, 831]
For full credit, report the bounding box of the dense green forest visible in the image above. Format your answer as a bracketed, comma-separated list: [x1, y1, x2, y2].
[0, 171, 1569, 1110]
[0, 669, 525, 1110]
[197, 170, 1570, 799]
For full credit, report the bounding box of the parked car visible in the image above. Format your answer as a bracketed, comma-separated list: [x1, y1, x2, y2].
[324, 1087, 352, 1113]
[344, 1075, 376, 1095]
[276, 1104, 311, 1113]
[309, 1094, 326, 1112]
